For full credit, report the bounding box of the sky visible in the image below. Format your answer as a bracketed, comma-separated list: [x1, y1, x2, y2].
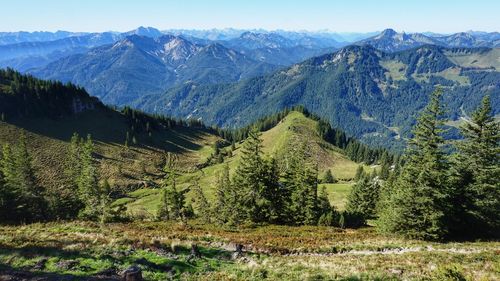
[1, 0, 499, 33]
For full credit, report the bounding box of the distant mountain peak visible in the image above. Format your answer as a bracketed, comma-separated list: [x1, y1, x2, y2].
[379, 28, 398, 37]
[126, 26, 163, 38]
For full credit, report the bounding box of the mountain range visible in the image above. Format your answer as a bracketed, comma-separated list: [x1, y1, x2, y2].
[358, 28, 500, 52]
[134, 44, 500, 150]
[1, 27, 499, 150]
[31, 35, 279, 104]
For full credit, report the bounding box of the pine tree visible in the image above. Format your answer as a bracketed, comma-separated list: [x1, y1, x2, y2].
[98, 179, 113, 223]
[213, 164, 238, 224]
[455, 95, 500, 237]
[77, 135, 100, 220]
[157, 154, 188, 221]
[378, 89, 450, 240]
[288, 144, 320, 225]
[16, 134, 45, 220]
[232, 128, 271, 223]
[321, 169, 336, 184]
[354, 165, 364, 181]
[346, 172, 380, 220]
[191, 180, 211, 223]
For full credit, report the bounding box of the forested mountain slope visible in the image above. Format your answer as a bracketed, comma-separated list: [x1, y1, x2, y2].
[135, 45, 500, 150]
[0, 69, 221, 201]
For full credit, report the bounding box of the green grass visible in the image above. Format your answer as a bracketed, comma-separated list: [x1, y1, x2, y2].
[122, 111, 362, 218]
[445, 48, 500, 70]
[320, 183, 353, 211]
[1, 221, 498, 280]
[380, 60, 407, 81]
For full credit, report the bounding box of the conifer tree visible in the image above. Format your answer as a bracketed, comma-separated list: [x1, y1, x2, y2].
[213, 164, 238, 224]
[232, 128, 271, 223]
[378, 89, 450, 240]
[346, 172, 380, 220]
[455, 95, 500, 236]
[354, 165, 364, 181]
[77, 135, 100, 220]
[321, 169, 336, 184]
[98, 179, 113, 223]
[157, 153, 189, 221]
[191, 180, 211, 223]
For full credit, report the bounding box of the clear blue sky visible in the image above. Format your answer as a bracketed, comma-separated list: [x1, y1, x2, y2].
[1, 0, 499, 33]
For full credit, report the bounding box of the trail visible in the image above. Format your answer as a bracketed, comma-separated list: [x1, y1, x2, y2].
[282, 246, 491, 257]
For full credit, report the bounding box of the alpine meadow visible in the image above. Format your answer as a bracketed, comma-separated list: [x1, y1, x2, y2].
[0, 1, 499, 280]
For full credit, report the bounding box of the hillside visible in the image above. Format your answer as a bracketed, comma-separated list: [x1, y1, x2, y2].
[0, 70, 371, 219]
[120, 111, 364, 217]
[135, 44, 500, 150]
[0, 69, 221, 199]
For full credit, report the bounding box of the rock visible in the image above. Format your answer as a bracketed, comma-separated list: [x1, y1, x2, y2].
[388, 268, 404, 275]
[33, 258, 47, 270]
[55, 260, 79, 270]
[97, 267, 117, 276]
[231, 244, 244, 260]
[121, 265, 143, 281]
[190, 244, 201, 258]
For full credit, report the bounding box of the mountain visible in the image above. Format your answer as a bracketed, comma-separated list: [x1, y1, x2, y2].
[31, 35, 278, 105]
[356, 29, 440, 52]
[123, 26, 164, 38]
[0, 32, 122, 71]
[134, 45, 500, 150]
[0, 30, 84, 45]
[220, 32, 339, 65]
[0, 27, 164, 72]
[358, 29, 500, 52]
[435, 32, 500, 48]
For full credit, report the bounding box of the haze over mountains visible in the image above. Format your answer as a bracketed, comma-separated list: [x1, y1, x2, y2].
[0, 26, 499, 149]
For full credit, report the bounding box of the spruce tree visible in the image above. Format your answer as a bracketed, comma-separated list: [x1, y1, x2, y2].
[287, 144, 320, 225]
[354, 165, 364, 181]
[157, 154, 188, 221]
[346, 172, 380, 220]
[77, 135, 99, 220]
[213, 164, 238, 225]
[378, 89, 450, 240]
[232, 128, 271, 223]
[456, 95, 500, 237]
[191, 180, 211, 223]
[321, 169, 336, 184]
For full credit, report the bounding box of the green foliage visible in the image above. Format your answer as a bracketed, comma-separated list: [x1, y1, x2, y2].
[320, 169, 336, 184]
[190, 180, 211, 223]
[346, 172, 380, 221]
[157, 154, 192, 221]
[209, 130, 343, 227]
[378, 89, 451, 240]
[0, 134, 45, 222]
[0, 68, 100, 119]
[452, 95, 500, 237]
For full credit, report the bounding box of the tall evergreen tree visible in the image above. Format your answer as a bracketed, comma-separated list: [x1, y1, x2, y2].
[157, 153, 189, 221]
[77, 135, 100, 220]
[286, 143, 320, 225]
[232, 128, 274, 223]
[455, 95, 500, 237]
[346, 172, 380, 220]
[321, 169, 336, 184]
[191, 180, 211, 223]
[213, 164, 239, 225]
[378, 89, 451, 240]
